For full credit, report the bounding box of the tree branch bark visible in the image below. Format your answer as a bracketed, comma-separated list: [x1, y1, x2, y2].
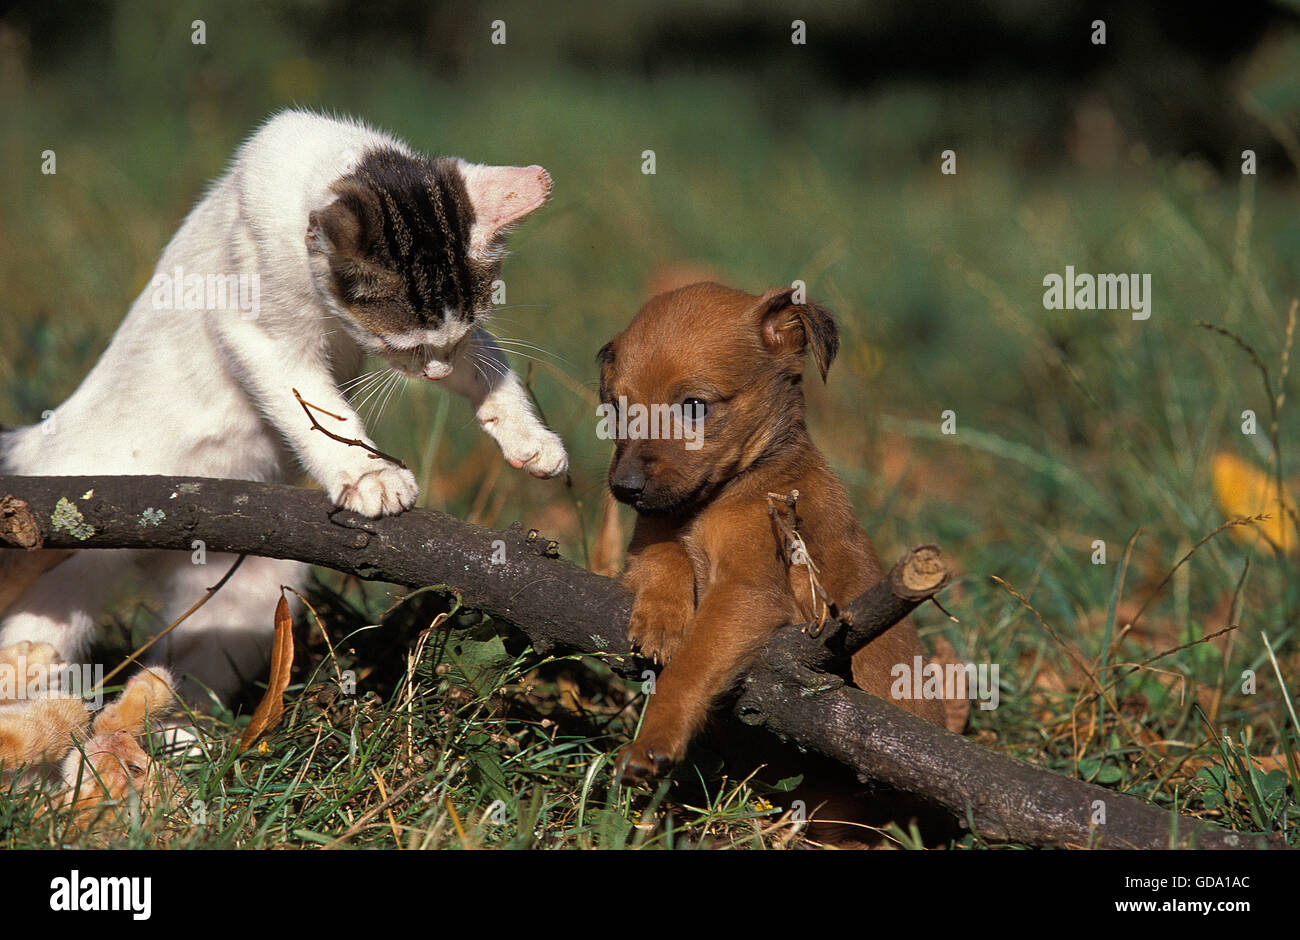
[0, 475, 1282, 849]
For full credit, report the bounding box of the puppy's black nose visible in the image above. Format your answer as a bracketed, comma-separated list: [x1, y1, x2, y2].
[611, 464, 646, 503]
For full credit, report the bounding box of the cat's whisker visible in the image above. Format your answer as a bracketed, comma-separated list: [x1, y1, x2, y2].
[499, 349, 547, 366]
[355, 369, 398, 416]
[375, 370, 403, 417]
[344, 370, 390, 403]
[358, 376, 388, 424]
[471, 351, 508, 382]
[492, 337, 560, 353]
[343, 379, 382, 404]
[492, 341, 569, 367]
[485, 305, 550, 315]
[339, 368, 385, 393]
[483, 329, 570, 365]
[470, 354, 491, 383]
[374, 371, 407, 425]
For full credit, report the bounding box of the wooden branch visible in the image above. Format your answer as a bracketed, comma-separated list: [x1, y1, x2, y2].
[0, 475, 1283, 849]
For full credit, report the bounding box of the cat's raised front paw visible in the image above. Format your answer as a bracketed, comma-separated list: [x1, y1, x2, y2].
[332, 465, 418, 517]
[483, 417, 569, 479]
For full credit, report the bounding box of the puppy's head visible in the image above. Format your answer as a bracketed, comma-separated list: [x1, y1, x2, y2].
[598, 282, 838, 516]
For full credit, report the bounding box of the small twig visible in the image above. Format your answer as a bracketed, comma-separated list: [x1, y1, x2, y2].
[1129, 515, 1270, 630]
[322, 774, 426, 849]
[991, 574, 1152, 768]
[1196, 321, 1275, 405]
[92, 553, 247, 692]
[293, 388, 407, 470]
[930, 596, 960, 623]
[1081, 624, 1240, 709]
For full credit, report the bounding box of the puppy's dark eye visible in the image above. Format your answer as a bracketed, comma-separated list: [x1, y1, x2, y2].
[682, 397, 708, 421]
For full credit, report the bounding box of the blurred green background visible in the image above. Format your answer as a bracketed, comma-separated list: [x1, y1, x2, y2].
[4, 0, 1300, 817]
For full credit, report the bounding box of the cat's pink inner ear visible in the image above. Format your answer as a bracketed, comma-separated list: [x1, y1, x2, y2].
[465, 165, 551, 247]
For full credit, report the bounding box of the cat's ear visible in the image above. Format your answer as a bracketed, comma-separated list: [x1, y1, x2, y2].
[306, 194, 365, 257]
[459, 163, 552, 254]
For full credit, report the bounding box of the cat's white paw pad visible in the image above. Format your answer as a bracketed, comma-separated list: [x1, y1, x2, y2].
[333, 465, 419, 517]
[497, 425, 568, 479]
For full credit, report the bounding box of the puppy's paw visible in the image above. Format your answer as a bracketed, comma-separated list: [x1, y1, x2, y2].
[628, 594, 692, 666]
[615, 734, 684, 785]
[332, 465, 419, 517]
[480, 410, 569, 479]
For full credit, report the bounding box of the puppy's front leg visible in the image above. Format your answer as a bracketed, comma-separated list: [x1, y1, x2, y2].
[624, 515, 695, 666]
[618, 579, 788, 781]
[444, 327, 568, 478]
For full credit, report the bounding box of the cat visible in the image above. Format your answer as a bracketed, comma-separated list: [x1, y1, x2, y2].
[0, 109, 567, 707]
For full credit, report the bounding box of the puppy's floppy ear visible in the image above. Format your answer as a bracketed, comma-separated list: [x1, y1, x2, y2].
[756, 287, 839, 381]
[596, 340, 617, 403]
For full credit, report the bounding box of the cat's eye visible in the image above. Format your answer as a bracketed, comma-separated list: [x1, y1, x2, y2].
[682, 397, 708, 422]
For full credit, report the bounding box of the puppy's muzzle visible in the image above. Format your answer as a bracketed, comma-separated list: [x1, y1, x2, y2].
[610, 460, 646, 504]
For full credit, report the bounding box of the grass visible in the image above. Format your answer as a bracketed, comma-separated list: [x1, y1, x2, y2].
[3, 5, 1300, 847]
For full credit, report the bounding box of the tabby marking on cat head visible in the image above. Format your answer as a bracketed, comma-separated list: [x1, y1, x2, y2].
[306, 146, 550, 379]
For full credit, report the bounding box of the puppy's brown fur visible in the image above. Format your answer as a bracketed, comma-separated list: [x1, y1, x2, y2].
[600, 283, 946, 823]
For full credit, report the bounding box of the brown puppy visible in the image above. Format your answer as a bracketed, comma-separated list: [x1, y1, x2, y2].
[599, 282, 946, 790]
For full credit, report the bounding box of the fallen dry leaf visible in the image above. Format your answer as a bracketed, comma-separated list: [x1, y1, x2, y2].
[1250, 752, 1300, 775]
[1212, 452, 1297, 553]
[240, 593, 295, 749]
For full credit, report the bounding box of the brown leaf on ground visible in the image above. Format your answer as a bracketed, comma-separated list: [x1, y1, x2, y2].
[240, 593, 295, 749]
[1250, 752, 1299, 774]
[1017, 649, 1074, 723]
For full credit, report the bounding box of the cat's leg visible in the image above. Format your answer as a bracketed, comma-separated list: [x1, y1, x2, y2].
[0, 550, 136, 666]
[145, 552, 305, 708]
[212, 321, 418, 517]
[445, 327, 568, 478]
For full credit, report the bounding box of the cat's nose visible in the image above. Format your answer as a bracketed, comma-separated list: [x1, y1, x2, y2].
[423, 360, 454, 380]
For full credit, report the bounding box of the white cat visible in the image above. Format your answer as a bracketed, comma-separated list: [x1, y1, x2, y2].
[0, 109, 567, 704]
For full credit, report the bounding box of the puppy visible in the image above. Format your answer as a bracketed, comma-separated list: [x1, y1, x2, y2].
[599, 282, 947, 819]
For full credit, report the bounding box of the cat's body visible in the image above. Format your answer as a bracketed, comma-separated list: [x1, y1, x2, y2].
[0, 110, 565, 704]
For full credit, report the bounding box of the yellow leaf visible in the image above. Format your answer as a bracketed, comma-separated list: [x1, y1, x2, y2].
[240, 594, 295, 750]
[1212, 452, 1298, 553]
